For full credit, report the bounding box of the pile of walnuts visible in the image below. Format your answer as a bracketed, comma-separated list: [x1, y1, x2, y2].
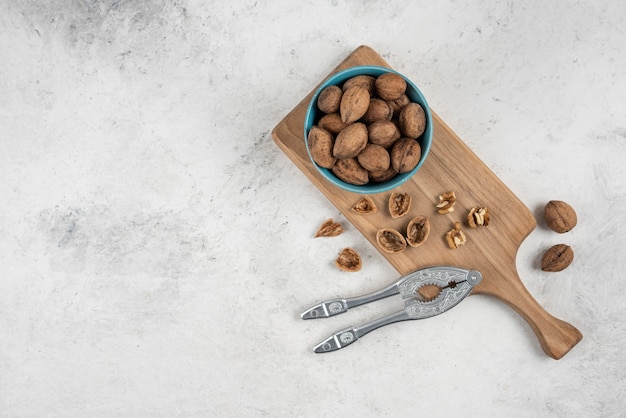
[308, 72, 426, 185]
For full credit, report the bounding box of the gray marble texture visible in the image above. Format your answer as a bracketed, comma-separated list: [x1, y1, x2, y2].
[1, 0, 625, 416]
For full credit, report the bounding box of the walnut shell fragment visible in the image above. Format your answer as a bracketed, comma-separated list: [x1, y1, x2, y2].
[376, 228, 407, 253]
[389, 192, 412, 218]
[314, 219, 343, 238]
[352, 196, 377, 215]
[436, 191, 457, 214]
[445, 221, 467, 249]
[406, 216, 430, 247]
[468, 206, 490, 228]
[541, 244, 574, 272]
[335, 248, 362, 272]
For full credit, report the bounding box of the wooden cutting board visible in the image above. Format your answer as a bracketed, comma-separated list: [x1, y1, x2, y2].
[272, 45, 582, 359]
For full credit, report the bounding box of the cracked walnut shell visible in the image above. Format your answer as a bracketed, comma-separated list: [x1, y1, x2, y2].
[376, 228, 407, 254]
[352, 196, 377, 215]
[335, 248, 362, 272]
[314, 219, 343, 238]
[388, 192, 412, 218]
[406, 216, 430, 247]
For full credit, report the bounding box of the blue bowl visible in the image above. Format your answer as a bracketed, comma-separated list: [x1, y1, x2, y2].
[304, 66, 433, 194]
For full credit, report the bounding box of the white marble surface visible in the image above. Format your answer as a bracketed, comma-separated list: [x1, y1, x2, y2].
[1, 1, 626, 416]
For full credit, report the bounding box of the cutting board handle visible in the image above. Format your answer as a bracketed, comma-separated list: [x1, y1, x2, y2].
[485, 272, 582, 360]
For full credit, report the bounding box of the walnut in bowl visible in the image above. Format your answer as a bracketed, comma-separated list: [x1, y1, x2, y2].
[304, 66, 433, 194]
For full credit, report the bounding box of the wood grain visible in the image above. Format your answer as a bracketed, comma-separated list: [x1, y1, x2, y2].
[271, 45, 582, 359]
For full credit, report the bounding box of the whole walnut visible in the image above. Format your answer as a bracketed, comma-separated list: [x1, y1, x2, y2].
[375, 73, 406, 101]
[391, 137, 421, 173]
[369, 166, 397, 183]
[544, 200, 577, 233]
[362, 98, 393, 124]
[333, 122, 368, 159]
[307, 126, 336, 169]
[318, 113, 348, 135]
[541, 244, 574, 272]
[388, 94, 410, 118]
[357, 144, 390, 172]
[331, 158, 369, 185]
[342, 75, 376, 96]
[399, 102, 426, 139]
[340, 86, 370, 124]
[368, 120, 401, 148]
[317, 85, 342, 114]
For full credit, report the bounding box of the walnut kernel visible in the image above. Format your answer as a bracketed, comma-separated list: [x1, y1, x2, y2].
[445, 221, 467, 249]
[468, 206, 490, 228]
[436, 191, 457, 214]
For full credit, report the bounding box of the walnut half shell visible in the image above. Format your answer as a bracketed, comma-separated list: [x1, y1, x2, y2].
[352, 196, 377, 215]
[376, 228, 407, 254]
[406, 216, 430, 247]
[335, 248, 362, 272]
[388, 192, 412, 218]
